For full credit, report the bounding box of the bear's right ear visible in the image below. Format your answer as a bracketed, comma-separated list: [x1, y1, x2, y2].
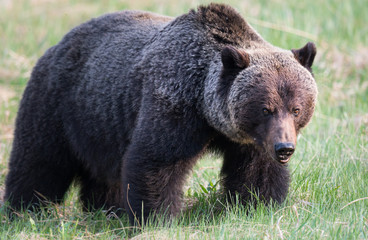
[221, 46, 250, 70]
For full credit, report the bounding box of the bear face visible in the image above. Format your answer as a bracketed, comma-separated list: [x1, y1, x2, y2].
[215, 43, 317, 164]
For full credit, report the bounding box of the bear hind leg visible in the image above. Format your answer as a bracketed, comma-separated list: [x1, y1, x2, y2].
[4, 142, 78, 212]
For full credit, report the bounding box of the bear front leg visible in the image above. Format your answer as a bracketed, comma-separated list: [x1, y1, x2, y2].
[79, 173, 124, 215]
[122, 154, 190, 225]
[220, 142, 290, 206]
[122, 111, 213, 225]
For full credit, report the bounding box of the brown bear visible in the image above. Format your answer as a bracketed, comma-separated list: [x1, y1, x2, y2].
[4, 3, 317, 225]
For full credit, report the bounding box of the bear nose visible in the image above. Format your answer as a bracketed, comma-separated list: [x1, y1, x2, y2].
[274, 142, 295, 163]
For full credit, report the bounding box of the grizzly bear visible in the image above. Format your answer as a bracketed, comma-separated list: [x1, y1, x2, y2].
[4, 3, 317, 225]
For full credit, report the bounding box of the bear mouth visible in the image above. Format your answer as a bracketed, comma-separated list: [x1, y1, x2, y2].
[277, 155, 290, 164]
[265, 150, 290, 164]
[279, 158, 289, 164]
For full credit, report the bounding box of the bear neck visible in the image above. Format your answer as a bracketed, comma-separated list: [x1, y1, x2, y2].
[203, 58, 250, 143]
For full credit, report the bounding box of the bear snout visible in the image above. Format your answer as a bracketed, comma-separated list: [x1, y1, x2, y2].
[274, 142, 295, 163]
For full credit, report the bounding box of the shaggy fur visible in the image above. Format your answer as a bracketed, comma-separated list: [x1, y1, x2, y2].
[4, 3, 317, 225]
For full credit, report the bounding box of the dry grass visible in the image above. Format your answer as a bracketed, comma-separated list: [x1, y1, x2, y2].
[0, 87, 15, 104]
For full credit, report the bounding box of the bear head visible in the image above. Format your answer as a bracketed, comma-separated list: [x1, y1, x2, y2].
[217, 42, 317, 164]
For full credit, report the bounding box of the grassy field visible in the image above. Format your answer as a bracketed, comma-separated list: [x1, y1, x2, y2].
[1, 0, 367, 239]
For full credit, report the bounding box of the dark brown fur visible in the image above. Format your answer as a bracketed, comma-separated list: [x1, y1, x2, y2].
[4, 4, 317, 225]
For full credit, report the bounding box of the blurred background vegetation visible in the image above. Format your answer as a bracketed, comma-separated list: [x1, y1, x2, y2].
[0, 0, 367, 239]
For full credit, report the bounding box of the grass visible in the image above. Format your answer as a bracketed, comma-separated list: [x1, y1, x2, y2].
[1, 0, 367, 239]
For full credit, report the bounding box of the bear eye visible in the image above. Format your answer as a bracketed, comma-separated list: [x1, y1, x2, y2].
[293, 108, 300, 117]
[262, 108, 271, 116]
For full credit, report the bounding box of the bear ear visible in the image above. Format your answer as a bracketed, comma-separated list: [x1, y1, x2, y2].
[291, 42, 317, 70]
[221, 46, 250, 70]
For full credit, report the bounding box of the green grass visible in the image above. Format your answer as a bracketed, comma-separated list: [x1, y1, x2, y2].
[1, 0, 367, 239]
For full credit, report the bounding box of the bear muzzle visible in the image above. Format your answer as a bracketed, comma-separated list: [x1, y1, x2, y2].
[274, 142, 295, 164]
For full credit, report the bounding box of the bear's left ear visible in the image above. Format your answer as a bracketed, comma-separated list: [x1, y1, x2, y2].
[221, 46, 250, 70]
[291, 42, 317, 71]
